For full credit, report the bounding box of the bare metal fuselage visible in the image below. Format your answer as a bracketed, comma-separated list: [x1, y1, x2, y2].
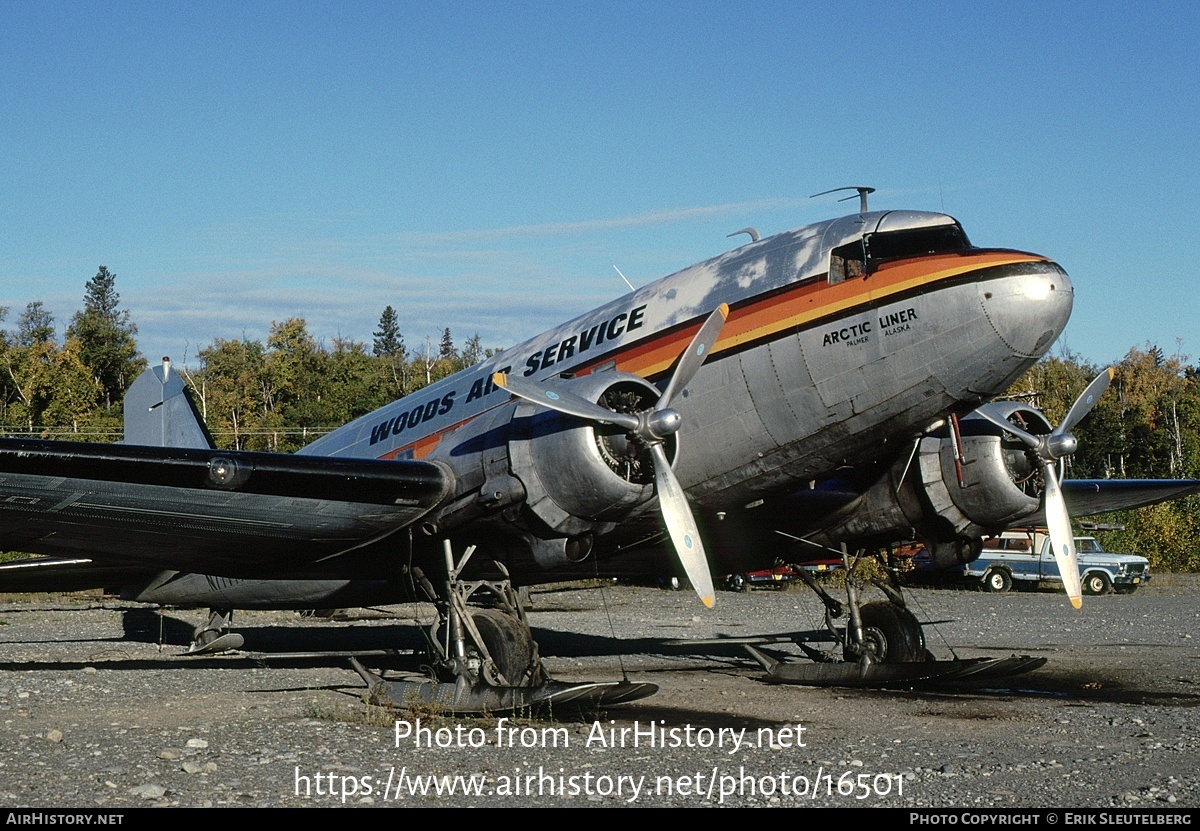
[0, 208, 1075, 609]
[305, 210, 1072, 519]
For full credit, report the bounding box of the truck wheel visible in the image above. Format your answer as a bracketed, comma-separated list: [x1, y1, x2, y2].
[1082, 572, 1112, 595]
[983, 569, 1012, 593]
[728, 573, 749, 593]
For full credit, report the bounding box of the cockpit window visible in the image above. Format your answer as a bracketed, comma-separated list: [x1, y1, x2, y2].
[828, 239, 866, 284]
[863, 223, 971, 267]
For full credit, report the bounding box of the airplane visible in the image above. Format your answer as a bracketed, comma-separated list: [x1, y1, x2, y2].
[2, 188, 1198, 707]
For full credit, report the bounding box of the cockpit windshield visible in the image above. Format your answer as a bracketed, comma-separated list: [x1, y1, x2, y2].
[828, 222, 972, 284]
[864, 223, 972, 265]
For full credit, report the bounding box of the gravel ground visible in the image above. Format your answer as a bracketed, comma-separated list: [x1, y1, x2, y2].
[1, 575, 1198, 808]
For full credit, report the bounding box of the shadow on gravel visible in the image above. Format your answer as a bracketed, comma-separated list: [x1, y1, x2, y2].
[121, 608, 194, 644]
[8, 611, 1198, 711]
[842, 664, 1200, 708]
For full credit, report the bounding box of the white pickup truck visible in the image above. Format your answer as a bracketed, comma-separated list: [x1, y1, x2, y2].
[963, 529, 1151, 595]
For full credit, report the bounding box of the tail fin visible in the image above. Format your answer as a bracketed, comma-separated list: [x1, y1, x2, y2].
[123, 357, 216, 449]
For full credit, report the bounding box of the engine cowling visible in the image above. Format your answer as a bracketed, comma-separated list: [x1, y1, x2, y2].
[805, 403, 1054, 565]
[507, 372, 673, 539]
[429, 372, 675, 568]
[918, 403, 1052, 542]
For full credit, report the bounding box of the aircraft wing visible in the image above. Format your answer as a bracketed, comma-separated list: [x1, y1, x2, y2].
[0, 556, 159, 593]
[1061, 478, 1200, 517]
[0, 438, 452, 578]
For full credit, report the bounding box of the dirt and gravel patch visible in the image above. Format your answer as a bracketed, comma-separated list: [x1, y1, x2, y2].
[1, 576, 1198, 807]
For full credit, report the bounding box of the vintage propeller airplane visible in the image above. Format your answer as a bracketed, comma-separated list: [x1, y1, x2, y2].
[3, 189, 1197, 707]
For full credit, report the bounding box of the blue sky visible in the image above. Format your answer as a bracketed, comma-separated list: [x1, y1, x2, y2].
[2, 1, 1197, 368]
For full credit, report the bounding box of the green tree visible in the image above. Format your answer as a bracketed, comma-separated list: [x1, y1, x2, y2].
[16, 302, 55, 347]
[373, 306, 404, 358]
[326, 336, 390, 424]
[65, 267, 146, 409]
[462, 333, 484, 368]
[438, 327, 455, 362]
[193, 338, 269, 450]
[1008, 344, 1200, 571]
[373, 305, 409, 397]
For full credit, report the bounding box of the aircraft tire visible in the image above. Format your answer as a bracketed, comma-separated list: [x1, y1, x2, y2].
[845, 601, 926, 664]
[470, 608, 540, 687]
[1082, 572, 1112, 596]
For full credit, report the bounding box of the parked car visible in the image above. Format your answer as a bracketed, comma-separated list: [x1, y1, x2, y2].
[963, 529, 1150, 594]
[724, 560, 842, 592]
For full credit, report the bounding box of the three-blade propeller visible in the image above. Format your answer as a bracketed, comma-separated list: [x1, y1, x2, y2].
[494, 304, 729, 608]
[973, 367, 1115, 609]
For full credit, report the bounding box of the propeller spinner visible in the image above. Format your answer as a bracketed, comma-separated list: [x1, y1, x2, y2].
[974, 367, 1115, 609]
[494, 304, 729, 608]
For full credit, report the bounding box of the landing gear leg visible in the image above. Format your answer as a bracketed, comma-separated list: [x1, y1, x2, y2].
[352, 540, 657, 713]
[836, 546, 926, 664]
[186, 608, 244, 655]
[733, 545, 1046, 686]
[427, 541, 545, 689]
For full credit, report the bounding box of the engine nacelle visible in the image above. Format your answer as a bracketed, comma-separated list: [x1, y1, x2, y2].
[917, 403, 1051, 542]
[507, 372, 671, 539]
[429, 372, 673, 556]
[805, 403, 1053, 558]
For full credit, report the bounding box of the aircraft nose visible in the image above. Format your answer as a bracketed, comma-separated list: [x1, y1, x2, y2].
[979, 260, 1073, 358]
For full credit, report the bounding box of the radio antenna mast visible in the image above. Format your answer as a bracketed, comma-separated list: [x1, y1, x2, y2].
[810, 186, 876, 213]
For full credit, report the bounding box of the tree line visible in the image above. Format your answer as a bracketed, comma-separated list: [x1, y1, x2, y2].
[2, 268, 1198, 569]
[1, 271, 493, 452]
[1005, 344, 1200, 571]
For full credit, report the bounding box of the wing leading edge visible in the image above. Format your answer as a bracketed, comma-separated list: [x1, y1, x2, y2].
[0, 438, 453, 577]
[1061, 478, 1200, 517]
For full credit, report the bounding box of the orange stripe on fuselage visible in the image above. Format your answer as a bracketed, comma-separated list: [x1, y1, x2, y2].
[381, 250, 1044, 460]
[575, 249, 1045, 379]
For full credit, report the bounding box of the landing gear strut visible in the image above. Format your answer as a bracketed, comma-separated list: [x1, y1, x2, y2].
[425, 542, 545, 689]
[186, 608, 244, 655]
[717, 545, 1046, 687]
[353, 540, 657, 713]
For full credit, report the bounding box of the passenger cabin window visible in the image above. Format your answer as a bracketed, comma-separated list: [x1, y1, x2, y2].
[863, 223, 971, 269]
[828, 239, 866, 284]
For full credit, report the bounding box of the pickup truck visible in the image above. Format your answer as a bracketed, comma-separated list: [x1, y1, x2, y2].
[963, 530, 1151, 595]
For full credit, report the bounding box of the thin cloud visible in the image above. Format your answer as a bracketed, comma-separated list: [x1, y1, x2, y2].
[408, 197, 813, 244]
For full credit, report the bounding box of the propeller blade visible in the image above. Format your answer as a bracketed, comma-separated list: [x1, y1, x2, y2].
[649, 442, 715, 608]
[492, 373, 640, 432]
[1041, 460, 1082, 609]
[971, 404, 1042, 451]
[659, 304, 729, 407]
[971, 369, 1114, 610]
[1057, 367, 1115, 437]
